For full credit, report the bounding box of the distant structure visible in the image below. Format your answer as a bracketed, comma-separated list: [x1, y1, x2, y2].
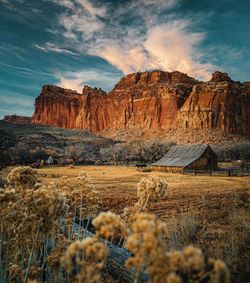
[3, 115, 32, 124]
[151, 144, 218, 173]
[46, 156, 54, 165]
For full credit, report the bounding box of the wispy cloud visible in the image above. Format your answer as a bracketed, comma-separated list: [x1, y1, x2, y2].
[54, 69, 122, 92]
[0, 0, 16, 11]
[51, 0, 216, 81]
[31, 8, 43, 13]
[53, 0, 106, 40]
[0, 0, 10, 4]
[0, 44, 26, 61]
[0, 62, 54, 78]
[34, 42, 79, 56]
[0, 92, 34, 108]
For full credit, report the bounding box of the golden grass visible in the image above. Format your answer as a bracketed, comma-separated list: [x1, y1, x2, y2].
[34, 165, 250, 278]
[26, 165, 249, 215]
[1, 165, 249, 280]
[2, 165, 249, 217]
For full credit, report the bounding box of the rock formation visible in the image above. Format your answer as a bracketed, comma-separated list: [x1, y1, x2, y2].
[177, 75, 250, 136]
[3, 115, 32, 124]
[32, 70, 250, 137]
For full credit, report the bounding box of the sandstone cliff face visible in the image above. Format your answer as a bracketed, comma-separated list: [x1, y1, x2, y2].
[32, 70, 250, 137]
[33, 70, 196, 132]
[177, 74, 250, 136]
[3, 115, 32, 124]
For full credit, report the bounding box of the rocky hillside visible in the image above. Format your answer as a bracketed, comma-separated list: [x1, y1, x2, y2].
[0, 121, 115, 167]
[32, 70, 250, 137]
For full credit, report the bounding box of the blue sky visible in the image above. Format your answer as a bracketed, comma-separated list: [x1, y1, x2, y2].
[0, 0, 249, 118]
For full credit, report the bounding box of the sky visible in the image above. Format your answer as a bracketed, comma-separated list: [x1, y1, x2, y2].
[0, 0, 249, 118]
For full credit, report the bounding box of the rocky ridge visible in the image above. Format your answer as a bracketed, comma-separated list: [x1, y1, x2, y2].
[32, 70, 250, 138]
[3, 115, 32, 124]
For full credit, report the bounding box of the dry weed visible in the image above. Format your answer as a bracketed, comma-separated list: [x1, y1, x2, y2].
[6, 166, 38, 189]
[61, 236, 108, 283]
[125, 213, 230, 283]
[122, 175, 168, 225]
[93, 211, 127, 241]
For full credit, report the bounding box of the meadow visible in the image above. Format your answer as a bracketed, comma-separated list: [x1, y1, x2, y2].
[0, 165, 249, 282]
[35, 165, 250, 217]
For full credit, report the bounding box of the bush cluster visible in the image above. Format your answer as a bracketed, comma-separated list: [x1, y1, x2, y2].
[212, 143, 250, 161]
[100, 140, 175, 165]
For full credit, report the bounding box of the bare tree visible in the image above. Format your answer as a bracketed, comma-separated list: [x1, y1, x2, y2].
[100, 140, 175, 165]
[65, 145, 88, 164]
[9, 142, 32, 165]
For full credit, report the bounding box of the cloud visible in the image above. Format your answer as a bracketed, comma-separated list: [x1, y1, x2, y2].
[0, 62, 55, 78]
[52, 0, 216, 81]
[53, 0, 106, 40]
[0, 44, 26, 61]
[0, 0, 16, 10]
[0, 92, 34, 108]
[34, 43, 79, 56]
[143, 21, 214, 80]
[31, 8, 43, 13]
[54, 69, 122, 92]
[0, 0, 10, 4]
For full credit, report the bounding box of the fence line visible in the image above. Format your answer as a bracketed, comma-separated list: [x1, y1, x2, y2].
[183, 167, 250, 177]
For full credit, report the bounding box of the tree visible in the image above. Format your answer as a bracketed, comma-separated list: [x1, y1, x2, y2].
[65, 145, 88, 164]
[100, 140, 175, 165]
[9, 142, 32, 165]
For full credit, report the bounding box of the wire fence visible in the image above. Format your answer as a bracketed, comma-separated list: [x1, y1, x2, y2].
[183, 165, 250, 177]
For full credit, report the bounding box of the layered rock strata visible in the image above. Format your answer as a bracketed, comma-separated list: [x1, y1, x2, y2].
[32, 70, 250, 137]
[3, 115, 32, 124]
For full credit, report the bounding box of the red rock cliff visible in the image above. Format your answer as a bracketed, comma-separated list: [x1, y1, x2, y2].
[3, 115, 32, 124]
[32, 70, 250, 136]
[177, 72, 250, 136]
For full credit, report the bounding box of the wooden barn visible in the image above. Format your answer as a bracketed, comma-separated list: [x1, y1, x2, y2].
[151, 144, 218, 173]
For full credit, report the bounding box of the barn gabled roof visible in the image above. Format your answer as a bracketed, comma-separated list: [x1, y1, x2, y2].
[151, 144, 212, 168]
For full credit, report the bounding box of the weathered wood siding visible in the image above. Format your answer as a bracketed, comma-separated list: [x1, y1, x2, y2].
[150, 147, 218, 172]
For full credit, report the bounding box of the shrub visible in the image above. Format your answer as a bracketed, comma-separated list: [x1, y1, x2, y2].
[212, 143, 250, 161]
[136, 175, 168, 208]
[93, 211, 127, 240]
[6, 166, 38, 189]
[0, 183, 69, 281]
[61, 237, 108, 283]
[125, 213, 229, 283]
[123, 175, 168, 225]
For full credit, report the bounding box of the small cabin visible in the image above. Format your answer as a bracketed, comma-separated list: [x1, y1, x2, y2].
[151, 144, 218, 173]
[46, 155, 54, 166]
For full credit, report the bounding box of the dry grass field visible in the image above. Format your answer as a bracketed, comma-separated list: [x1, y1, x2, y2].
[1, 165, 250, 282]
[38, 166, 250, 280]
[2, 164, 249, 219]
[28, 165, 249, 214]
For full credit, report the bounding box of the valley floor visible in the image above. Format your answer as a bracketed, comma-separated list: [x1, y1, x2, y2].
[2, 165, 249, 216]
